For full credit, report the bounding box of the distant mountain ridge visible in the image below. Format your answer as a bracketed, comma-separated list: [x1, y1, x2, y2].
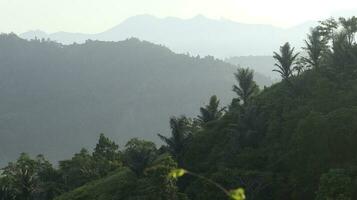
[20, 15, 317, 57]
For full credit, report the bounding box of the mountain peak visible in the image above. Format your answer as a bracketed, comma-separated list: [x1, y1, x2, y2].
[190, 14, 210, 21]
[20, 30, 49, 40]
[192, 14, 206, 19]
[124, 14, 158, 22]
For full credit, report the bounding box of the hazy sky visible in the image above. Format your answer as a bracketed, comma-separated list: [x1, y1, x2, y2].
[1, 0, 356, 33]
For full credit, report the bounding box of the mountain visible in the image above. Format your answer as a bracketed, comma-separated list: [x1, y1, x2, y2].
[2, 16, 357, 200]
[20, 15, 317, 58]
[0, 34, 272, 166]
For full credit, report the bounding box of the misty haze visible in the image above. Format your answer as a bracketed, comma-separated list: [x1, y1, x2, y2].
[0, 1, 357, 200]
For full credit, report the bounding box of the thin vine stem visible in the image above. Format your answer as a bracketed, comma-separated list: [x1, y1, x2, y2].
[185, 170, 231, 197]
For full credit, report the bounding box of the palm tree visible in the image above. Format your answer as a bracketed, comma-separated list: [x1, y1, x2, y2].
[197, 95, 225, 125]
[339, 17, 357, 45]
[303, 28, 328, 68]
[233, 68, 259, 105]
[273, 42, 299, 80]
[158, 116, 191, 165]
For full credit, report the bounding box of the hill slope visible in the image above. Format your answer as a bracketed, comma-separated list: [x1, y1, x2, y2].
[0, 34, 272, 166]
[54, 169, 136, 200]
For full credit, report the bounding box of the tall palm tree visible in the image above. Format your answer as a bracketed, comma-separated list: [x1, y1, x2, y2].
[233, 68, 259, 105]
[339, 17, 357, 45]
[197, 95, 225, 125]
[273, 42, 299, 80]
[158, 116, 192, 165]
[303, 28, 328, 68]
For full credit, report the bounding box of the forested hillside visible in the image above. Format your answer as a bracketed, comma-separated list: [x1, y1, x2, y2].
[0, 34, 274, 166]
[1, 17, 357, 200]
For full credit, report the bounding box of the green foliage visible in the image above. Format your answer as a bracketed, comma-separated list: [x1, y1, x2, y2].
[55, 156, 186, 200]
[0, 153, 57, 200]
[36, 160, 63, 200]
[123, 138, 158, 176]
[93, 133, 120, 162]
[3, 153, 40, 200]
[134, 155, 182, 200]
[58, 148, 98, 191]
[92, 133, 122, 177]
[54, 168, 137, 200]
[182, 17, 357, 200]
[0, 174, 16, 200]
[56, 134, 123, 192]
[315, 169, 353, 200]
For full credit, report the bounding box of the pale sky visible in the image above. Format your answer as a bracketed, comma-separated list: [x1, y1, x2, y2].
[0, 0, 356, 34]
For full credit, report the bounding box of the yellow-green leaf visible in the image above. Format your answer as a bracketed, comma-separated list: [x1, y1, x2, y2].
[229, 188, 246, 200]
[168, 168, 187, 179]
